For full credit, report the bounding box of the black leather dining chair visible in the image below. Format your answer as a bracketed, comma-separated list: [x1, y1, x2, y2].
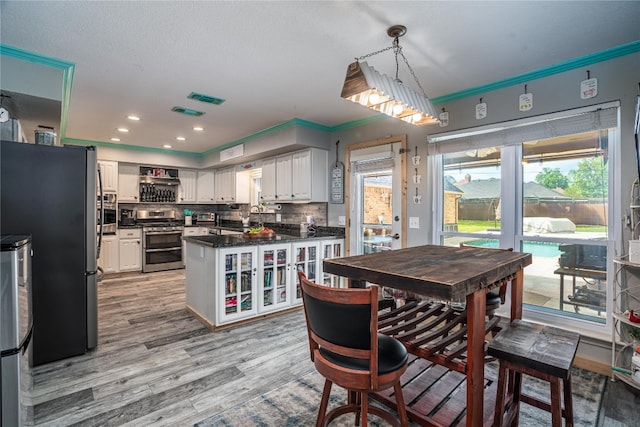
[298, 272, 409, 427]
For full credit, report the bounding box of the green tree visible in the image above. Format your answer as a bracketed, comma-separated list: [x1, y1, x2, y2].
[565, 157, 608, 198]
[535, 167, 569, 189]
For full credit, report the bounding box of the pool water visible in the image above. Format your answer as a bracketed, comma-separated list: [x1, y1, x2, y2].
[467, 239, 561, 258]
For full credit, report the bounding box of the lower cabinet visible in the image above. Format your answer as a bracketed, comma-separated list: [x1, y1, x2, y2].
[185, 238, 344, 328]
[98, 234, 119, 274]
[259, 243, 291, 313]
[321, 239, 345, 288]
[291, 241, 320, 306]
[119, 228, 142, 272]
[218, 246, 259, 324]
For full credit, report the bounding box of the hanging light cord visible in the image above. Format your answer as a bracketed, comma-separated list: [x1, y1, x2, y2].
[355, 37, 430, 99]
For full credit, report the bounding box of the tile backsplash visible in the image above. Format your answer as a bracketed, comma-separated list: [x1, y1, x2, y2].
[118, 202, 328, 226]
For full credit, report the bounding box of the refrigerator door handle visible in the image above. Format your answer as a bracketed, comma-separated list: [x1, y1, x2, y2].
[97, 164, 104, 259]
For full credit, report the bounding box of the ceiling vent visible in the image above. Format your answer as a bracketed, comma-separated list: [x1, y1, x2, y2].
[187, 92, 225, 105]
[171, 106, 205, 116]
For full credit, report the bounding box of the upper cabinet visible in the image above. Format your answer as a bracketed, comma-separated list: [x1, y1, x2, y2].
[214, 167, 250, 204]
[275, 154, 293, 201]
[118, 164, 139, 202]
[292, 149, 327, 201]
[178, 169, 197, 203]
[260, 157, 277, 202]
[97, 160, 118, 193]
[261, 148, 328, 203]
[214, 167, 236, 203]
[196, 170, 215, 203]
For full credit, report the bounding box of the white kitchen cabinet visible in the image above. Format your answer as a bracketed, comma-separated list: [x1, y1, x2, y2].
[178, 169, 197, 203]
[214, 167, 250, 204]
[321, 239, 345, 288]
[214, 167, 236, 203]
[260, 157, 277, 202]
[218, 246, 259, 324]
[260, 148, 328, 203]
[275, 154, 293, 201]
[291, 148, 328, 202]
[259, 243, 291, 313]
[185, 237, 344, 329]
[118, 164, 139, 202]
[118, 228, 142, 271]
[291, 241, 320, 306]
[97, 160, 118, 193]
[196, 170, 215, 203]
[98, 234, 119, 274]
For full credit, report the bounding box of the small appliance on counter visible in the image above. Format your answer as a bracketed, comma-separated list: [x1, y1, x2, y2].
[120, 208, 135, 226]
[196, 212, 217, 225]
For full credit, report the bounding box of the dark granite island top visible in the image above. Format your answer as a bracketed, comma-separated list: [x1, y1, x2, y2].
[183, 231, 342, 248]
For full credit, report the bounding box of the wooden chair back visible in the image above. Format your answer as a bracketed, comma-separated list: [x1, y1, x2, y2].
[299, 271, 381, 389]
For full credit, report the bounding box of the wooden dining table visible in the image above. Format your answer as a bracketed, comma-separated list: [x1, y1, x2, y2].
[322, 244, 532, 427]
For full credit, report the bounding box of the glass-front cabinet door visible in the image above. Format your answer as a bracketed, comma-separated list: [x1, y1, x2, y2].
[259, 244, 291, 312]
[321, 239, 345, 288]
[217, 247, 257, 324]
[291, 241, 320, 305]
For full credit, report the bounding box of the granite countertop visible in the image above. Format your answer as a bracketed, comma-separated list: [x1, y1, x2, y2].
[183, 230, 343, 248]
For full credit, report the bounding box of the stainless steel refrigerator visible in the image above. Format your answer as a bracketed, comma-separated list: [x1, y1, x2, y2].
[1, 235, 33, 426]
[1, 141, 98, 366]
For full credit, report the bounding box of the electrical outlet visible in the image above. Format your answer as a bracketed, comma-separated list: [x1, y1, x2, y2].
[276, 213, 282, 222]
[338, 216, 346, 226]
[409, 217, 419, 229]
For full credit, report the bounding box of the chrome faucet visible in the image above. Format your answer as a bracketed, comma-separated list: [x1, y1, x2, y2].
[250, 205, 264, 227]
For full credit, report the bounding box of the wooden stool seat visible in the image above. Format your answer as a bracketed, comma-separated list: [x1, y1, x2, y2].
[488, 319, 580, 427]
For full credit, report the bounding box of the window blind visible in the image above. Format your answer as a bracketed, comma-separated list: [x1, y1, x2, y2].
[427, 105, 618, 155]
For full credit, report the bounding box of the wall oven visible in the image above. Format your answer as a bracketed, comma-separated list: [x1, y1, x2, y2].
[97, 193, 117, 234]
[138, 209, 183, 273]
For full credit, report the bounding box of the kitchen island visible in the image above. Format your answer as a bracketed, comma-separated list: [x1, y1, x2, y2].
[183, 231, 344, 329]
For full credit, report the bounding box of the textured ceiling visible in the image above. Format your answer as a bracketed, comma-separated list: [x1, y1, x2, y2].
[1, 1, 638, 154]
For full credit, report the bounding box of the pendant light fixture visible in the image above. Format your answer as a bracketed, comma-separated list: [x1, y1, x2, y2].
[341, 25, 439, 126]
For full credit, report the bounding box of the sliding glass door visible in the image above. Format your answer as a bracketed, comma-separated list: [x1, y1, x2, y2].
[432, 104, 618, 332]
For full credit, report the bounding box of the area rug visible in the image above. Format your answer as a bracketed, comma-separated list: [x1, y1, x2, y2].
[197, 364, 606, 426]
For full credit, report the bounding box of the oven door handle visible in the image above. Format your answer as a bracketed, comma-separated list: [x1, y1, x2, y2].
[144, 230, 183, 236]
[144, 246, 183, 253]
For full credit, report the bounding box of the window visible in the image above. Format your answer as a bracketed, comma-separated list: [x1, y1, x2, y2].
[430, 104, 619, 337]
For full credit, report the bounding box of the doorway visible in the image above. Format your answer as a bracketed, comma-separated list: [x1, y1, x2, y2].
[345, 135, 407, 255]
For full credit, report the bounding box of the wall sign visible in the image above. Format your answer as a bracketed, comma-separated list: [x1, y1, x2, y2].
[331, 140, 344, 204]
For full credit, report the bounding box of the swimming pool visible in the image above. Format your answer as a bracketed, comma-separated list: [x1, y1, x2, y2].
[467, 239, 561, 258]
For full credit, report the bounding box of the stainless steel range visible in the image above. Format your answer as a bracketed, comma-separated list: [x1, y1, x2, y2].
[137, 209, 184, 273]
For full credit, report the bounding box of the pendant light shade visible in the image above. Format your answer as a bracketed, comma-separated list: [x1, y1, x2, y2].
[341, 61, 438, 125]
[340, 25, 439, 126]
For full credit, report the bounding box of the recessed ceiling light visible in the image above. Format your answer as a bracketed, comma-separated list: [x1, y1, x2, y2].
[176, 136, 186, 141]
[110, 137, 120, 142]
[193, 126, 204, 131]
[163, 144, 172, 149]
[127, 115, 141, 121]
[117, 128, 129, 133]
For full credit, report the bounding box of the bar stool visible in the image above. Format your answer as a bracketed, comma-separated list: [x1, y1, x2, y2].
[488, 319, 580, 427]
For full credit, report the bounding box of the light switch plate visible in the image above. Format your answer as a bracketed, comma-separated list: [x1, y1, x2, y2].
[338, 216, 346, 226]
[409, 217, 419, 229]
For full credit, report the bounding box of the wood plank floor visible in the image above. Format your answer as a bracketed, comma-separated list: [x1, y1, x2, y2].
[30, 269, 638, 426]
[30, 270, 313, 426]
